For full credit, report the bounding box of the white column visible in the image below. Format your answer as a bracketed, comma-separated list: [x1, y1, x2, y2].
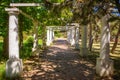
[96, 15, 114, 77]
[46, 28, 53, 46]
[70, 27, 75, 46]
[69, 28, 72, 45]
[80, 25, 88, 56]
[75, 27, 80, 49]
[46, 28, 50, 46]
[52, 30, 54, 41]
[51, 29, 54, 42]
[49, 28, 52, 43]
[67, 28, 71, 43]
[5, 8, 22, 78]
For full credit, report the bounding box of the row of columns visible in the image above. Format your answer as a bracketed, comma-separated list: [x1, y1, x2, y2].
[46, 24, 80, 50]
[66, 21, 114, 77]
[5, 8, 114, 78]
[67, 23, 80, 49]
[67, 26, 80, 49]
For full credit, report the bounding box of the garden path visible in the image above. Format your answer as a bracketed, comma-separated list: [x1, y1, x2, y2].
[22, 38, 99, 80]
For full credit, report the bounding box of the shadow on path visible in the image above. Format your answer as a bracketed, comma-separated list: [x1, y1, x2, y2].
[22, 38, 97, 80]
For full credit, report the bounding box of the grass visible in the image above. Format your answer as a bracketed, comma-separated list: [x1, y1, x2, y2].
[0, 41, 5, 61]
[38, 39, 43, 45]
[0, 40, 6, 79]
[0, 63, 5, 80]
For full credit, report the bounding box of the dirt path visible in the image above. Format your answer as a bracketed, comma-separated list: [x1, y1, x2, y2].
[22, 38, 97, 80]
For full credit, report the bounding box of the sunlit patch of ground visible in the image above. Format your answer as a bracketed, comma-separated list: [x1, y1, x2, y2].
[21, 38, 98, 80]
[21, 39, 120, 80]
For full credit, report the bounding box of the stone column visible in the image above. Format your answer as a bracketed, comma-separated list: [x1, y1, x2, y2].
[49, 28, 53, 44]
[67, 28, 70, 43]
[46, 28, 50, 46]
[96, 15, 114, 77]
[5, 8, 22, 78]
[80, 25, 88, 56]
[46, 28, 53, 46]
[75, 27, 80, 49]
[51, 29, 54, 42]
[69, 28, 72, 45]
[52, 29, 54, 41]
[70, 27, 75, 46]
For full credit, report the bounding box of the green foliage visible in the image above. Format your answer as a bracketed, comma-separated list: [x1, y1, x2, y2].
[55, 31, 66, 38]
[20, 36, 43, 59]
[38, 39, 43, 45]
[50, 0, 64, 3]
[0, 41, 4, 61]
[0, 1, 9, 37]
[0, 63, 5, 80]
[25, 36, 34, 45]
[0, 41, 3, 51]
[20, 36, 33, 59]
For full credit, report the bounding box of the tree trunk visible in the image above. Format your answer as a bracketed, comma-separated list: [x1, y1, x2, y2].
[32, 21, 38, 52]
[42, 25, 47, 49]
[3, 14, 9, 58]
[3, 34, 9, 58]
[96, 14, 114, 77]
[88, 23, 93, 51]
[111, 26, 120, 53]
[19, 15, 23, 50]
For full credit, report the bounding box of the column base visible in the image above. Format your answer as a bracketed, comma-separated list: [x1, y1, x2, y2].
[96, 58, 114, 77]
[70, 40, 75, 46]
[67, 39, 70, 44]
[80, 47, 88, 57]
[32, 47, 38, 52]
[75, 44, 80, 50]
[6, 58, 23, 78]
[46, 41, 51, 46]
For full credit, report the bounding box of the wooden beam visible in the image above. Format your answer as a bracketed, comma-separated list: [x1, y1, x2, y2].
[10, 3, 60, 7]
[10, 3, 44, 7]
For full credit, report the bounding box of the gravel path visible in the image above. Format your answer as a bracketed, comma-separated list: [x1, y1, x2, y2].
[22, 38, 97, 80]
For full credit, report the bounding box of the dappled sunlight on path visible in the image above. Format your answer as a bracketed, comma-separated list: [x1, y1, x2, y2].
[22, 38, 97, 80]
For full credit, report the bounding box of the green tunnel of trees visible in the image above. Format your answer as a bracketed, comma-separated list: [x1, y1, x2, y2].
[0, 0, 120, 79]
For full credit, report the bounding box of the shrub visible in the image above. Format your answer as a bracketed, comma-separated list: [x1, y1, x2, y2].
[20, 36, 33, 59]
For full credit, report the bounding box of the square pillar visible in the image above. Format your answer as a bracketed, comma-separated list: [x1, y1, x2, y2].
[46, 28, 50, 46]
[68, 28, 72, 45]
[49, 28, 53, 44]
[5, 8, 23, 78]
[80, 25, 88, 56]
[52, 30, 54, 41]
[96, 15, 114, 77]
[67, 28, 71, 43]
[70, 27, 75, 46]
[51, 29, 54, 42]
[75, 27, 80, 49]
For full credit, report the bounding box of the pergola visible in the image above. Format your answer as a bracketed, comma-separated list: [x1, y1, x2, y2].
[5, 2, 114, 78]
[46, 23, 80, 50]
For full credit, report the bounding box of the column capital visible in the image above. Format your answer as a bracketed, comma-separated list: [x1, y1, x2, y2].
[5, 8, 19, 15]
